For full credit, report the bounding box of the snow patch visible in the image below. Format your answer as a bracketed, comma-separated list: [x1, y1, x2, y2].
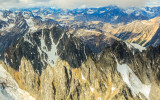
[112, 16, 118, 21]
[25, 18, 37, 32]
[0, 64, 35, 100]
[0, 24, 15, 32]
[135, 12, 140, 16]
[104, 84, 108, 89]
[23, 34, 34, 46]
[112, 87, 115, 93]
[9, 13, 16, 19]
[0, 86, 14, 100]
[0, 12, 8, 21]
[56, 33, 65, 45]
[87, 9, 95, 14]
[41, 18, 46, 21]
[100, 11, 105, 13]
[81, 73, 86, 81]
[97, 97, 101, 100]
[84, 46, 87, 59]
[90, 87, 94, 92]
[39, 30, 59, 67]
[116, 60, 151, 99]
[17, 21, 25, 28]
[125, 9, 135, 14]
[125, 42, 146, 52]
[130, 43, 146, 52]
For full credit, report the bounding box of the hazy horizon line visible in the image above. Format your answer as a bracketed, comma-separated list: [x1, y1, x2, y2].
[0, 5, 160, 11]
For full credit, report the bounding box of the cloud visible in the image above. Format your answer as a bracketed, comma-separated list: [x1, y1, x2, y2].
[54, 0, 150, 9]
[0, 0, 54, 8]
[0, 0, 157, 9]
[146, 0, 160, 7]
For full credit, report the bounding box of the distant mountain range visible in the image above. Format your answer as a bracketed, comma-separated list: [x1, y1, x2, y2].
[6, 6, 160, 24]
[1, 6, 160, 53]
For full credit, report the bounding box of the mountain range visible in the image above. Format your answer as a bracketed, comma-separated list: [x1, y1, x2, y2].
[8, 6, 160, 24]
[0, 5, 160, 100]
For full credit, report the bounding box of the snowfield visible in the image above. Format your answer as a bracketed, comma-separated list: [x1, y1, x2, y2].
[116, 60, 151, 99]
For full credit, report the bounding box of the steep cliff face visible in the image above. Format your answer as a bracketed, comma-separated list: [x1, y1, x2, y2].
[0, 26, 160, 100]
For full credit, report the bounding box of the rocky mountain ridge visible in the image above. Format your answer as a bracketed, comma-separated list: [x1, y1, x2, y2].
[0, 6, 160, 100]
[106, 17, 160, 47]
[0, 26, 159, 100]
[0, 10, 57, 53]
[1, 6, 160, 54]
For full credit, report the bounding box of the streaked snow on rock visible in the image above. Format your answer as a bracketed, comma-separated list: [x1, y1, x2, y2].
[25, 18, 37, 32]
[125, 9, 135, 14]
[0, 24, 15, 32]
[23, 34, 34, 46]
[39, 30, 59, 67]
[130, 43, 146, 52]
[116, 61, 151, 99]
[0, 12, 8, 21]
[0, 86, 14, 100]
[0, 64, 35, 100]
[125, 42, 146, 52]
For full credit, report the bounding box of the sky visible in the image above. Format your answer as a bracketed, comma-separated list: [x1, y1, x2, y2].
[0, 0, 160, 9]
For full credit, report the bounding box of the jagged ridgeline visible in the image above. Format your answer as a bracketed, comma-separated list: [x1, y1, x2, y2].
[0, 26, 91, 74]
[0, 26, 160, 100]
